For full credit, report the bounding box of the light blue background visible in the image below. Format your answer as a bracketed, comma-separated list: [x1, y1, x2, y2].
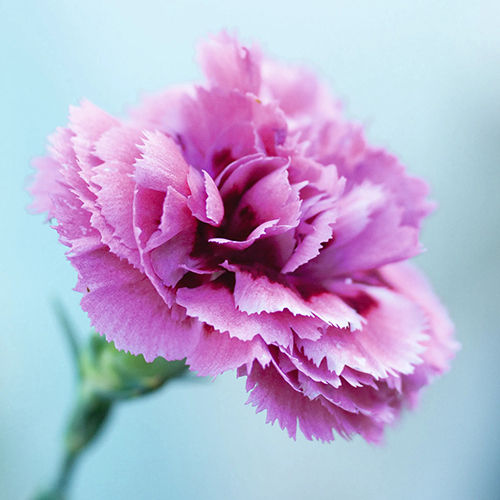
[2, 1, 499, 499]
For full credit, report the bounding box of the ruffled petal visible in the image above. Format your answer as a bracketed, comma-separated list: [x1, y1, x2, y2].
[176, 283, 294, 347]
[230, 266, 313, 316]
[312, 203, 421, 276]
[186, 329, 271, 377]
[380, 263, 459, 373]
[134, 131, 190, 195]
[31, 32, 456, 446]
[198, 31, 262, 94]
[187, 167, 224, 226]
[74, 246, 200, 362]
[245, 363, 384, 443]
[298, 285, 428, 379]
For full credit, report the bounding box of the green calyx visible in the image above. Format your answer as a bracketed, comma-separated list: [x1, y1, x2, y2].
[79, 333, 188, 401]
[33, 327, 189, 500]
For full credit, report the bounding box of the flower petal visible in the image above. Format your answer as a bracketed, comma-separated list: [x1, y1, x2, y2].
[176, 282, 294, 347]
[187, 168, 224, 226]
[135, 131, 189, 195]
[298, 285, 428, 378]
[198, 31, 262, 94]
[74, 247, 200, 362]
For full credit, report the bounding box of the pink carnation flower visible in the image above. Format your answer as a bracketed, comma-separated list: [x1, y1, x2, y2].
[30, 33, 458, 442]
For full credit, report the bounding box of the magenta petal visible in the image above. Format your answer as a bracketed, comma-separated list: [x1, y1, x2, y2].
[187, 167, 224, 226]
[245, 362, 335, 441]
[31, 32, 456, 445]
[216, 154, 286, 197]
[246, 363, 384, 443]
[203, 171, 225, 225]
[150, 231, 194, 287]
[146, 187, 195, 251]
[280, 349, 342, 388]
[286, 315, 323, 341]
[231, 164, 301, 230]
[298, 374, 399, 424]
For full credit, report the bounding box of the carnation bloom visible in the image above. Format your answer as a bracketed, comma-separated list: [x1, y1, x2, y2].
[30, 33, 458, 442]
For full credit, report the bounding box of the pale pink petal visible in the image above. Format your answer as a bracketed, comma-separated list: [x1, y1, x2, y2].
[166, 87, 286, 174]
[305, 292, 363, 330]
[129, 85, 195, 134]
[94, 125, 143, 164]
[348, 149, 435, 228]
[186, 328, 271, 377]
[312, 203, 421, 277]
[230, 266, 313, 316]
[133, 186, 175, 307]
[73, 247, 200, 362]
[331, 181, 386, 247]
[208, 219, 281, 250]
[50, 193, 102, 255]
[68, 100, 118, 181]
[298, 286, 428, 378]
[198, 31, 261, 94]
[176, 283, 294, 347]
[28, 156, 67, 217]
[380, 262, 459, 373]
[92, 160, 138, 251]
[134, 131, 189, 195]
[261, 60, 341, 119]
[282, 203, 336, 273]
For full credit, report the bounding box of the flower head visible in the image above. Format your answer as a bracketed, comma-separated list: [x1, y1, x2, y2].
[30, 32, 458, 442]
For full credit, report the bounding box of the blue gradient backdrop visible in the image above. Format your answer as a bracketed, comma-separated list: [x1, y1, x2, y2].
[2, 1, 499, 499]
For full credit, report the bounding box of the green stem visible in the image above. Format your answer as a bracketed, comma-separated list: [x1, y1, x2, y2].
[52, 453, 77, 497]
[33, 322, 190, 500]
[34, 388, 113, 500]
[52, 299, 80, 368]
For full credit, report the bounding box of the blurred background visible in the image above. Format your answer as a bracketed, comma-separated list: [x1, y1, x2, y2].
[1, 1, 499, 499]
